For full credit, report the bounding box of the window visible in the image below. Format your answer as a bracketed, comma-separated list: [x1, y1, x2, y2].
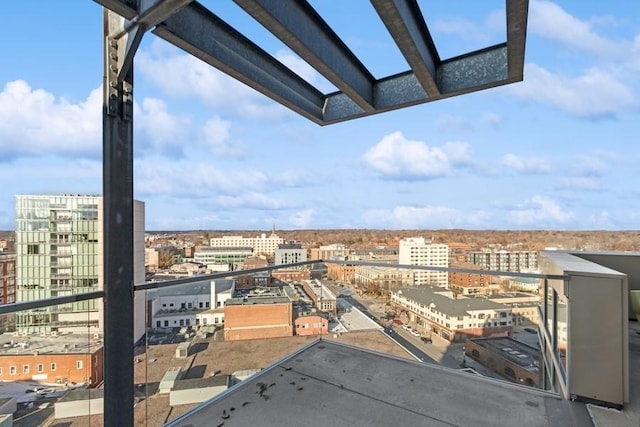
[76, 360, 83, 369]
[156, 321, 161, 328]
[164, 320, 169, 327]
[51, 363, 57, 371]
[37, 364, 44, 373]
[10, 366, 17, 375]
[28, 244, 39, 254]
[23, 365, 29, 374]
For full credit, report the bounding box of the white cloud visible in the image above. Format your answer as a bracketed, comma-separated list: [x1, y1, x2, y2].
[557, 177, 601, 192]
[363, 205, 492, 229]
[431, 18, 493, 46]
[502, 153, 551, 174]
[137, 41, 289, 120]
[509, 196, 574, 226]
[289, 209, 314, 229]
[482, 112, 504, 130]
[274, 50, 336, 93]
[529, 0, 624, 57]
[134, 159, 311, 200]
[200, 117, 244, 158]
[215, 192, 293, 210]
[435, 115, 474, 132]
[573, 154, 608, 177]
[0, 80, 101, 159]
[510, 63, 637, 118]
[135, 98, 191, 156]
[363, 131, 472, 179]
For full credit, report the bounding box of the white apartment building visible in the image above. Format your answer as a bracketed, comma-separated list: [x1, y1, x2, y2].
[14, 195, 145, 340]
[209, 231, 284, 256]
[275, 243, 307, 266]
[467, 251, 538, 272]
[398, 238, 449, 286]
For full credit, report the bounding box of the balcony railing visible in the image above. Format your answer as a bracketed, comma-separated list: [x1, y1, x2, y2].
[0, 256, 633, 425]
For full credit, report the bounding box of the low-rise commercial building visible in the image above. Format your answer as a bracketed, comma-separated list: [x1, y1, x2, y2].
[355, 265, 413, 294]
[391, 286, 513, 342]
[0, 334, 103, 386]
[224, 286, 293, 341]
[301, 280, 336, 314]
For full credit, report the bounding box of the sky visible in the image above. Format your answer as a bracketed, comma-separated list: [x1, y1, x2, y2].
[0, 1, 639, 231]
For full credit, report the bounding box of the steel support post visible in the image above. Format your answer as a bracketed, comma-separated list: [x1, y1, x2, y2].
[103, 9, 135, 426]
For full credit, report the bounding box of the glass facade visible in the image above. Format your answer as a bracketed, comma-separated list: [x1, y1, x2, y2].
[15, 195, 101, 333]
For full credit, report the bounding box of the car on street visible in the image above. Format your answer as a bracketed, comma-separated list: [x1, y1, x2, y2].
[420, 337, 432, 344]
[410, 329, 421, 337]
[401, 324, 410, 330]
[524, 327, 537, 334]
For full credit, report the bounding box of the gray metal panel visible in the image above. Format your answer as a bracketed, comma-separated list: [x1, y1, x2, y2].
[152, 2, 326, 124]
[507, 0, 529, 81]
[438, 44, 509, 95]
[234, 0, 375, 112]
[371, 0, 440, 97]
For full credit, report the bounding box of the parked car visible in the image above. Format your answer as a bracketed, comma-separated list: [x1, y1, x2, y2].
[410, 330, 421, 337]
[401, 324, 410, 330]
[420, 337, 432, 344]
[524, 327, 537, 334]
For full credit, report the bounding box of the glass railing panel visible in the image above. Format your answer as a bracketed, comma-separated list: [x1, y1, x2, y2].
[0, 300, 98, 425]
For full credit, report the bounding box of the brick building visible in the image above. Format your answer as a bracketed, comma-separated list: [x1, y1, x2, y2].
[224, 293, 292, 341]
[294, 315, 328, 336]
[0, 335, 103, 386]
[326, 261, 355, 283]
[465, 337, 541, 388]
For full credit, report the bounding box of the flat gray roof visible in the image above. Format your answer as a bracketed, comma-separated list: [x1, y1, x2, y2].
[395, 286, 508, 316]
[167, 339, 591, 427]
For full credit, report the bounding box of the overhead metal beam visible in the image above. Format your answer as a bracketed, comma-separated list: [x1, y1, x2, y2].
[94, 0, 137, 20]
[323, 43, 509, 124]
[233, 0, 376, 113]
[371, 0, 440, 97]
[507, 0, 529, 81]
[153, 2, 326, 124]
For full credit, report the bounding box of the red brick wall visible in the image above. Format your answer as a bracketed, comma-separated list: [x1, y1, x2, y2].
[0, 347, 103, 386]
[294, 315, 328, 336]
[224, 303, 292, 341]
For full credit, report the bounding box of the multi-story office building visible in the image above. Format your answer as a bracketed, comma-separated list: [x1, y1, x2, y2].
[398, 237, 449, 286]
[0, 252, 16, 305]
[274, 242, 307, 266]
[194, 247, 253, 269]
[14, 195, 145, 339]
[467, 250, 538, 272]
[209, 230, 284, 256]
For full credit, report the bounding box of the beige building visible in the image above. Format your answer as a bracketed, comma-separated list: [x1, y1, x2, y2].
[209, 231, 284, 256]
[355, 265, 413, 294]
[391, 286, 513, 343]
[398, 238, 449, 286]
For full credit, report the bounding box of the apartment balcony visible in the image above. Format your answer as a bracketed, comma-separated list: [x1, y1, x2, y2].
[4, 1, 638, 425]
[2, 257, 639, 426]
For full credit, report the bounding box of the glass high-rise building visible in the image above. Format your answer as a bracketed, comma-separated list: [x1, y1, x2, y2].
[14, 195, 146, 338]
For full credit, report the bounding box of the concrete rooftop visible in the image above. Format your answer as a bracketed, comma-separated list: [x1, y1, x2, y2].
[168, 339, 592, 427]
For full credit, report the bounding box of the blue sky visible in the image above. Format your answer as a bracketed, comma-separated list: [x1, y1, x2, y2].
[0, 1, 639, 231]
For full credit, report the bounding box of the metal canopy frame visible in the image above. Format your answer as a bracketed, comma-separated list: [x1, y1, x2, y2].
[98, 0, 528, 125]
[96, 1, 528, 425]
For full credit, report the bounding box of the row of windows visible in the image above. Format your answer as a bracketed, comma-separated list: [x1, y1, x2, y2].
[0, 361, 84, 376]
